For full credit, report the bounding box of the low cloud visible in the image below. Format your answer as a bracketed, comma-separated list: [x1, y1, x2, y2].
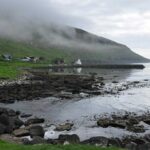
[0, 0, 149, 57]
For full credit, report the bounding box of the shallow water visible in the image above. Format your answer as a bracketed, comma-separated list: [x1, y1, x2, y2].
[1, 63, 150, 140]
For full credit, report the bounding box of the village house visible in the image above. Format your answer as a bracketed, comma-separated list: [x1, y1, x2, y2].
[1, 54, 12, 61]
[53, 58, 65, 65]
[20, 56, 41, 63]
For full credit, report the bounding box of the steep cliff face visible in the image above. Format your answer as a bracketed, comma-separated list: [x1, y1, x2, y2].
[0, 24, 149, 64]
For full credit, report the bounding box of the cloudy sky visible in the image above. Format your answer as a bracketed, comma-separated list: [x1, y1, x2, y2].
[0, 0, 150, 58]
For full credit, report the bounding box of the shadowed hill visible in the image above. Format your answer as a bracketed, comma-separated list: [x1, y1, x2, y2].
[0, 25, 149, 64]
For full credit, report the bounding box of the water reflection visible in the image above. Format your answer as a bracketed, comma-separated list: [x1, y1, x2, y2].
[41, 67, 134, 82]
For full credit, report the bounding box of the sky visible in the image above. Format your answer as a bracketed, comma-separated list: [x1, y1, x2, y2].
[0, 0, 150, 58]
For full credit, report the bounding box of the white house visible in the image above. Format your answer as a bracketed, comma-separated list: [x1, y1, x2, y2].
[20, 57, 31, 62]
[74, 59, 82, 65]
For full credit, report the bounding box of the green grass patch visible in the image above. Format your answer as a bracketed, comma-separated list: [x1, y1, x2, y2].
[0, 61, 48, 79]
[0, 140, 123, 150]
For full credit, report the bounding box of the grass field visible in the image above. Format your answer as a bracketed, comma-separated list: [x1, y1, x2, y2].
[0, 61, 48, 79]
[0, 141, 124, 150]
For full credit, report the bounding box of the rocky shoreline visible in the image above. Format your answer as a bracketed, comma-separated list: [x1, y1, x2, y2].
[0, 71, 149, 104]
[0, 71, 150, 149]
[1, 107, 150, 150]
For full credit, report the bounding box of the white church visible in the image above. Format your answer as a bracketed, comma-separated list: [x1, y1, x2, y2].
[74, 59, 82, 65]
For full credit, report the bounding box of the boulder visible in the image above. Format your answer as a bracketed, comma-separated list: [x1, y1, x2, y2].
[97, 119, 110, 128]
[0, 123, 6, 134]
[20, 113, 32, 118]
[0, 108, 24, 135]
[108, 138, 123, 147]
[55, 123, 73, 131]
[137, 143, 150, 150]
[127, 118, 139, 126]
[144, 134, 150, 142]
[58, 134, 80, 144]
[13, 128, 30, 137]
[82, 137, 108, 146]
[127, 125, 145, 133]
[0, 114, 9, 126]
[31, 136, 47, 144]
[25, 118, 45, 126]
[29, 126, 44, 138]
[97, 119, 126, 129]
[143, 119, 150, 125]
[109, 120, 126, 129]
[125, 142, 137, 150]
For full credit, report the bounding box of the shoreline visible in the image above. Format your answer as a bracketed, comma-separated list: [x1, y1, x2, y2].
[1, 107, 150, 149]
[0, 69, 150, 149]
[0, 70, 149, 104]
[35, 64, 145, 69]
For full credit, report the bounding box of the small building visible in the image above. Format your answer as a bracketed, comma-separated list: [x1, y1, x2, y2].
[20, 57, 31, 62]
[74, 59, 82, 65]
[53, 58, 65, 65]
[1, 54, 12, 61]
[20, 56, 40, 63]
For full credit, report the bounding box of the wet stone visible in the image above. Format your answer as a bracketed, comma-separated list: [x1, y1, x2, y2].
[13, 128, 30, 137]
[29, 125, 45, 138]
[82, 137, 109, 147]
[127, 125, 145, 133]
[58, 134, 80, 144]
[55, 123, 73, 131]
[25, 118, 45, 126]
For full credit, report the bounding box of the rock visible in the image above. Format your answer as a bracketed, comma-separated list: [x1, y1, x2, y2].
[29, 126, 44, 138]
[0, 123, 6, 134]
[7, 109, 17, 116]
[30, 136, 47, 145]
[25, 118, 45, 126]
[0, 114, 9, 126]
[0, 134, 22, 144]
[133, 81, 140, 84]
[127, 125, 145, 133]
[20, 113, 32, 118]
[97, 119, 126, 129]
[127, 118, 139, 126]
[13, 128, 30, 137]
[112, 81, 119, 84]
[13, 117, 24, 128]
[125, 142, 137, 150]
[55, 123, 73, 131]
[58, 134, 80, 144]
[97, 119, 110, 128]
[108, 138, 122, 147]
[109, 120, 126, 129]
[137, 143, 150, 150]
[144, 134, 150, 142]
[82, 137, 108, 146]
[143, 119, 150, 125]
[22, 138, 32, 145]
[0, 108, 24, 135]
[131, 138, 146, 145]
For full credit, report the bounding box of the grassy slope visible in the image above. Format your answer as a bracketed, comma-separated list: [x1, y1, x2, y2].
[0, 39, 72, 79]
[0, 141, 123, 150]
[0, 61, 47, 79]
[0, 39, 72, 63]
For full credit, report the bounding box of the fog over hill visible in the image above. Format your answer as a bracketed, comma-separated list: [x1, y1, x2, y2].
[0, 22, 148, 64]
[0, 0, 148, 63]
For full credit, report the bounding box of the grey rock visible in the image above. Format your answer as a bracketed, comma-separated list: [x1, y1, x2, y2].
[82, 137, 108, 146]
[13, 128, 30, 137]
[25, 118, 45, 126]
[29, 126, 44, 138]
[58, 134, 80, 144]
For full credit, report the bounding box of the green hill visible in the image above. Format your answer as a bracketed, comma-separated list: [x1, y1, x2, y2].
[0, 39, 71, 63]
[0, 25, 149, 64]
